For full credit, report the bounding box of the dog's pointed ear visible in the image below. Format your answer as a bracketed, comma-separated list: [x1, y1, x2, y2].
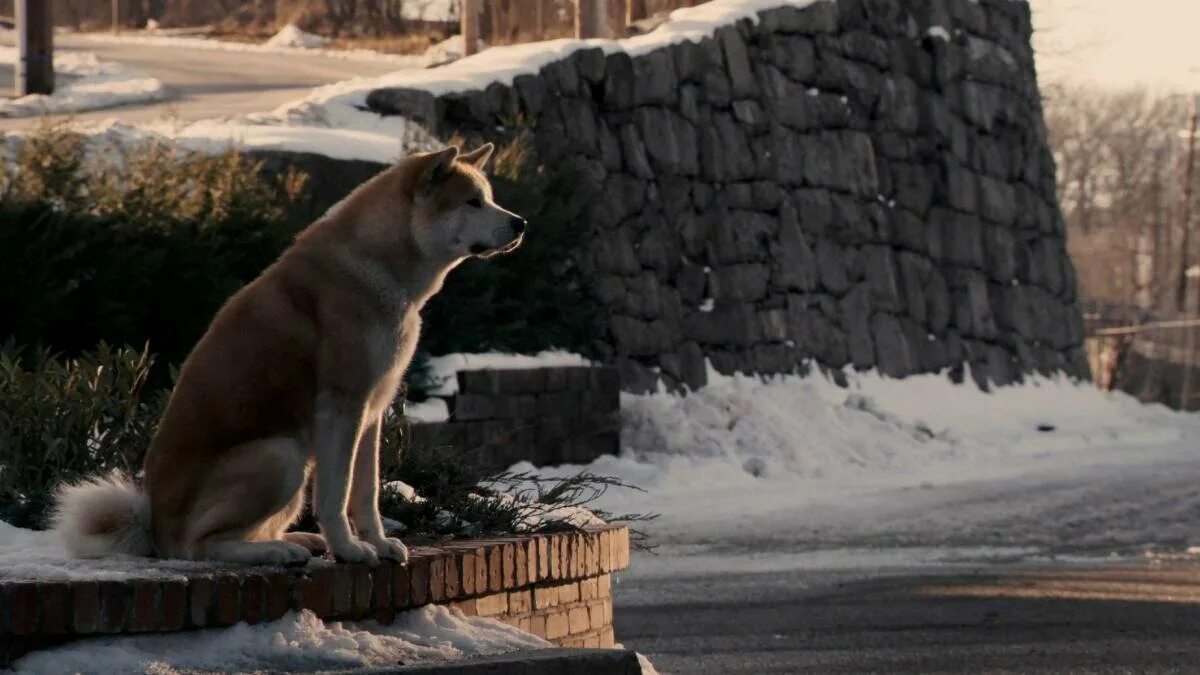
[421, 145, 460, 188]
[458, 143, 494, 170]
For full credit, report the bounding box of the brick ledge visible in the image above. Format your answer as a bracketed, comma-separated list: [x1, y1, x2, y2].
[0, 525, 630, 666]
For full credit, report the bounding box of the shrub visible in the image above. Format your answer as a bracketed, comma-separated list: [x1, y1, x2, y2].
[0, 125, 306, 372]
[0, 343, 167, 528]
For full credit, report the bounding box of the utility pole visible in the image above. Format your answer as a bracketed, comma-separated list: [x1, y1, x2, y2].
[576, 0, 607, 39]
[15, 0, 53, 97]
[460, 0, 480, 56]
[1181, 265, 1200, 410]
[1177, 94, 1199, 312]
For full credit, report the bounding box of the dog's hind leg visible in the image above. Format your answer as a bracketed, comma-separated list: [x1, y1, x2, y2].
[183, 437, 313, 566]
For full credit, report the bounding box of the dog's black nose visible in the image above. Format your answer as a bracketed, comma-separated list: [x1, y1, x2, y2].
[510, 217, 527, 235]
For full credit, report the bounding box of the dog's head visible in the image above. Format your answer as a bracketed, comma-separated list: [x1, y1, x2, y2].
[407, 144, 526, 261]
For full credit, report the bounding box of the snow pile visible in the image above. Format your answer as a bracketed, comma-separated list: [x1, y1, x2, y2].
[265, 24, 330, 49]
[422, 34, 487, 68]
[424, 351, 593, 397]
[402, 0, 457, 22]
[13, 606, 548, 674]
[0, 48, 167, 117]
[518, 365, 1200, 561]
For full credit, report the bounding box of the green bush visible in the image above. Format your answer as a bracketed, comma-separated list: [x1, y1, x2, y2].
[0, 343, 167, 528]
[0, 125, 306, 373]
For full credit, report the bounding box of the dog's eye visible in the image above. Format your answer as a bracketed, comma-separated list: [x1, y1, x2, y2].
[466, 198, 482, 208]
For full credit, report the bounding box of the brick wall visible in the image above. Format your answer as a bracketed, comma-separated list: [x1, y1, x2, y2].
[405, 366, 622, 470]
[0, 525, 630, 666]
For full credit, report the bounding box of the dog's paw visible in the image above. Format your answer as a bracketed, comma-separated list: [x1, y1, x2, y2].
[259, 541, 313, 567]
[283, 531, 328, 554]
[330, 538, 380, 566]
[369, 537, 409, 564]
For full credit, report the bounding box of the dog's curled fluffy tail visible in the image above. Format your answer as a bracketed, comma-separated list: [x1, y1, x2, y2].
[52, 472, 154, 558]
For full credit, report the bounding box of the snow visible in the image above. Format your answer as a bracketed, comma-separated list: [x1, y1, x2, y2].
[519, 365, 1200, 574]
[401, 0, 457, 22]
[0, 48, 166, 117]
[424, 351, 593, 397]
[422, 34, 487, 68]
[926, 25, 951, 41]
[0, 520, 277, 583]
[406, 397, 451, 423]
[12, 606, 548, 674]
[265, 24, 330, 49]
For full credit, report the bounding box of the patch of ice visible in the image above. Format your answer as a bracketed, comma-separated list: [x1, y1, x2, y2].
[12, 606, 548, 674]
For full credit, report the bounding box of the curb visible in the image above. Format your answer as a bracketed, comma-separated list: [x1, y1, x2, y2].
[327, 648, 642, 674]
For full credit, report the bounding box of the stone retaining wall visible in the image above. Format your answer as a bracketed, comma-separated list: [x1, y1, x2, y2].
[367, 0, 1088, 392]
[0, 525, 630, 666]
[403, 366, 621, 470]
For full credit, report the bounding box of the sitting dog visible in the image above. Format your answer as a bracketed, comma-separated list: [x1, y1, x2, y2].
[54, 143, 524, 566]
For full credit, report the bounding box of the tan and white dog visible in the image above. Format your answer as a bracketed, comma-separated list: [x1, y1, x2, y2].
[53, 143, 525, 566]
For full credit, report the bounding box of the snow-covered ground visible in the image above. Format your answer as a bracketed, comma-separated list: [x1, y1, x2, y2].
[519, 366, 1200, 577]
[0, 48, 167, 117]
[11, 606, 548, 674]
[4, 1, 838, 163]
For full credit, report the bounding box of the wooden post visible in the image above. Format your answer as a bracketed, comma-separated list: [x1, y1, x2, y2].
[460, 0, 480, 56]
[576, 0, 607, 39]
[15, 0, 53, 97]
[626, 0, 646, 25]
[112, 0, 120, 33]
[535, 0, 545, 39]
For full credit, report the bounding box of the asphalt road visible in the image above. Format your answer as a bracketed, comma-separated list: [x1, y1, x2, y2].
[0, 34, 406, 130]
[615, 559, 1200, 674]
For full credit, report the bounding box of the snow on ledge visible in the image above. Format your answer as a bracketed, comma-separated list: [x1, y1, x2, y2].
[424, 351, 594, 397]
[302, 0, 827, 100]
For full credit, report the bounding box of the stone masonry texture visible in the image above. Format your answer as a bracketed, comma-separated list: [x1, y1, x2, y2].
[365, 0, 1088, 393]
[403, 366, 621, 470]
[0, 525, 630, 666]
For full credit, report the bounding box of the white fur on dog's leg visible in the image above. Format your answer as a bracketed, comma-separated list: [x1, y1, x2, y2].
[312, 394, 379, 566]
[349, 418, 406, 563]
[203, 540, 312, 567]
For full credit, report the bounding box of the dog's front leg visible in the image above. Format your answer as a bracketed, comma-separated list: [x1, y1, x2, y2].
[350, 416, 409, 563]
[312, 393, 379, 565]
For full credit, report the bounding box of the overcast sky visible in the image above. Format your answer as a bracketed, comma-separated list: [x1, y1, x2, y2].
[1029, 0, 1200, 92]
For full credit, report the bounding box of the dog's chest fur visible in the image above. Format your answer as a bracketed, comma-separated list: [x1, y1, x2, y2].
[363, 310, 421, 418]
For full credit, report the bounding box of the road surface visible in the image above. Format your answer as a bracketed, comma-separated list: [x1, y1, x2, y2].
[0, 34, 407, 130]
[614, 449, 1200, 673]
[616, 559, 1200, 674]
